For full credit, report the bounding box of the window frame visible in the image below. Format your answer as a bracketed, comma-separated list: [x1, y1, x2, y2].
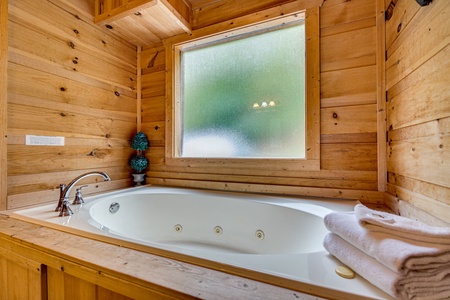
[164, 7, 320, 172]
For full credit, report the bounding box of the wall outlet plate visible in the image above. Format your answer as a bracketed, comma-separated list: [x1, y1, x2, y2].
[25, 135, 65, 146]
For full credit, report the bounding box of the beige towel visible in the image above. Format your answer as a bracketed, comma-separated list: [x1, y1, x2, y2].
[324, 233, 450, 300]
[324, 211, 450, 275]
[355, 204, 450, 245]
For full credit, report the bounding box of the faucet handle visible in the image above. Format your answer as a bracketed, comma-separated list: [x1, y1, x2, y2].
[72, 185, 88, 205]
[55, 184, 66, 212]
[59, 199, 73, 217]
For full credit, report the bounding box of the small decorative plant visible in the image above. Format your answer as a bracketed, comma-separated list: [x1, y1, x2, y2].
[130, 132, 149, 184]
[130, 155, 148, 173]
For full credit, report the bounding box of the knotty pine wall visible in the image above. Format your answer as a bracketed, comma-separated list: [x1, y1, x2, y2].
[4, 0, 446, 223]
[4, 0, 138, 210]
[141, 0, 383, 202]
[384, 0, 450, 223]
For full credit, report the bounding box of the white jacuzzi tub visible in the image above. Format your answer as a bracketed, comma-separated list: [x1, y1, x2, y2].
[8, 186, 392, 299]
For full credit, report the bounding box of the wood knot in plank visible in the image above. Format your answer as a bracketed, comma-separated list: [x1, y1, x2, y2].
[147, 51, 159, 68]
[385, 0, 397, 21]
[87, 149, 109, 158]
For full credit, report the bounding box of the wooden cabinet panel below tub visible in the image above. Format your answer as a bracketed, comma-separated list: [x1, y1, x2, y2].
[0, 245, 45, 300]
[0, 222, 182, 300]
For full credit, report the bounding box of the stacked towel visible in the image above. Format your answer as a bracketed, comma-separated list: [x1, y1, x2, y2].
[323, 204, 450, 300]
[355, 204, 450, 245]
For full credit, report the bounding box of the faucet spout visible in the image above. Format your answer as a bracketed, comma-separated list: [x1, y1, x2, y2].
[56, 171, 111, 216]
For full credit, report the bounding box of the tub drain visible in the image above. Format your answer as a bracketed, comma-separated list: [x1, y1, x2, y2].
[255, 230, 265, 240]
[109, 202, 120, 213]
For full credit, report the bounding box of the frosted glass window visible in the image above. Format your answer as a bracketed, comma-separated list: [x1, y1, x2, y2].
[178, 23, 305, 158]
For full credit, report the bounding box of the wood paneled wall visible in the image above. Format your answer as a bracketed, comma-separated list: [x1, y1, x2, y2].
[5, 0, 138, 209]
[0, 0, 8, 211]
[384, 0, 450, 222]
[141, 0, 383, 202]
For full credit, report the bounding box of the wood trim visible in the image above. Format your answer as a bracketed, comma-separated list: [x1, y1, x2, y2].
[164, 6, 321, 173]
[165, 158, 321, 172]
[137, 46, 142, 132]
[165, 42, 174, 160]
[305, 6, 320, 161]
[0, 0, 7, 210]
[376, 0, 386, 192]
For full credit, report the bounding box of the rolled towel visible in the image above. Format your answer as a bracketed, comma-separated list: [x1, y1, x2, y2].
[324, 233, 450, 300]
[355, 204, 450, 245]
[324, 211, 450, 275]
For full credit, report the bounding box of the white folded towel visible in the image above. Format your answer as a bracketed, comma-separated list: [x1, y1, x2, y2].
[324, 211, 450, 275]
[324, 233, 450, 300]
[355, 204, 450, 245]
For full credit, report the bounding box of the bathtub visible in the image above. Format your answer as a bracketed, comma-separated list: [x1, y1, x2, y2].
[9, 186, 391, 299]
